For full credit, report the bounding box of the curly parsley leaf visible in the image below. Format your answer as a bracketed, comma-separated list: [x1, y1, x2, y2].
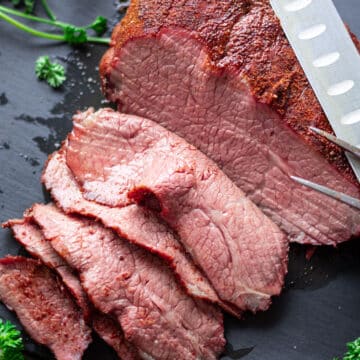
[87, 15, 107, 36]
[343, 338, 360, 360]
[0, 319, 24, 360]
[334, 337, 360, 360]
[62, 25, 88, 45]
[24, 0, 35, 13]
[10, 0, 35, 13]
[0, 4, 110, 45]
[35, 55, 66, 88]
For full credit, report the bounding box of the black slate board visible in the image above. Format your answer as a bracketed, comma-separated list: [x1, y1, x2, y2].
[0, 1, 359, 359]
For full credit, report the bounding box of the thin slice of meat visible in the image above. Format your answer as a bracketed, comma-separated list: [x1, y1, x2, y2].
[41, 150, 237, 316]
[101, 21, 360, 246]
[4, 218, 139, 360]
[0, 256, 92, 360]
[32, 203, 226, 360]
[65, 108, 288, 314]
[4, 218, 91, 320]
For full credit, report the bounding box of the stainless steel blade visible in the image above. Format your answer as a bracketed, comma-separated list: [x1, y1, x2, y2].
[270, 0, 360, 182]
[310, 126, 360, 159]
[291, 176, 360, 210]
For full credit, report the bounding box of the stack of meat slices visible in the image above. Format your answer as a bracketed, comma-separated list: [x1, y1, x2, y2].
[1, 108, 289, 359]
[2, 1, 359, 358]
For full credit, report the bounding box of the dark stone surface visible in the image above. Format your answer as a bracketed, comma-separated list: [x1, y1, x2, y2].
[0, 1, 358, 359]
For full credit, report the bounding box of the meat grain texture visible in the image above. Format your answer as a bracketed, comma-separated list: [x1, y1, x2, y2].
[65, 108, 288, 314]
[42, 150, 228, 313]
[5, 218, 139, 360]
[5, 218, 91, 319]
[32, 203, 225, 360]
[0, 256, 92, 360]
[100, 0, 360, 246]
[1, 1, 359, 358]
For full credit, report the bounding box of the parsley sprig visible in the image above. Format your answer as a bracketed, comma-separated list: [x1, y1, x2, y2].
[39, 0, 55, 21]
[0, 1, 109, 45]
[0, 319, 24, 360]
[0, 1, 109, 88]
[334, 337, 360, 360]
[10, 0, 35, 14]
[35, 55, 66, 88]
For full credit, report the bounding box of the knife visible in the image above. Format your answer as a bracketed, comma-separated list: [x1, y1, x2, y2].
[310, 126, 360, 159]
[270, 0, 360, 182]
[291, 175, 360, 210]
[291, 128, 360, 210]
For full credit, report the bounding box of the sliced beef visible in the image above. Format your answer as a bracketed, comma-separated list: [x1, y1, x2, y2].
[4, 218, 91, 319]
[41, 150, 233, 315]
[0, 256, 91, 360]
[65, 108, 288, 313]
[100, 3, 360, 246]
[4, 218, 139, 360]
[31, 203, 225, 360]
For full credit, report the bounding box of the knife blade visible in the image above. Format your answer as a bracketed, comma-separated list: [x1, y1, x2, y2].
[291, 175, 360, 210]
[270, 0, 360, 182]
[310, 126, 360, 159]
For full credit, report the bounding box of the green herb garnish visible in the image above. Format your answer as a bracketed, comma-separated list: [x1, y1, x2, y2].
[0, 1, 109, 88]
[40, 0, 55, 20]
[35, 55, 66, 88]
[334, 337, 360, 360]
[62, 25, 88, 45]
[10, 0, 34, 14]
[0, 319, 24, 360]
[24, 0, 35, 14]
[0, 1, 110, 45]
[85, 15, 107, 36]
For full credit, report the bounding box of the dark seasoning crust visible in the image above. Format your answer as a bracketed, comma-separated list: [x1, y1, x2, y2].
[100, 0, 360, 186]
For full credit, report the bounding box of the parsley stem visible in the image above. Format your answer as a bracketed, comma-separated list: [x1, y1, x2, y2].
[0, 5, 67, 28]
[0, 11, 64, 41]
[87, 36, 111, 44]
[40, 0, 56, 21]
[0, 10, 111, 45]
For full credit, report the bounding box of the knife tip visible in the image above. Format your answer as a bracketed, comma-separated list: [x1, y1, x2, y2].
[309, 126, 321, 134]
